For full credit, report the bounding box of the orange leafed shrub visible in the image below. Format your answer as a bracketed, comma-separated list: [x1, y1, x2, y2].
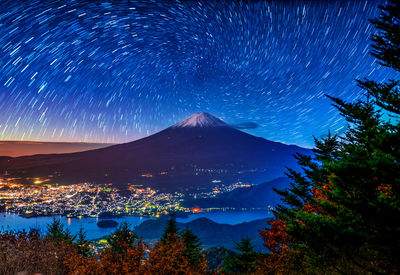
[0, 230, 211, 274]
[258, 219, 306, 274]
[0, 231, 75, 275]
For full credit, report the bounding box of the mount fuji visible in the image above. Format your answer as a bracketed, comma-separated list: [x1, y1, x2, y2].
[0, 113, 311, 192]
[171, 112, 227, 128]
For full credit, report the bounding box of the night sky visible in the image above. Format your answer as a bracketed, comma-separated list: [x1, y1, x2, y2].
[0, 0, 396, 148]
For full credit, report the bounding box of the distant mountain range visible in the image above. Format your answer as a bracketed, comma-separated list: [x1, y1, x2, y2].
[183, 177, 290, 209]
[0, 141, 113, 157]
[134, 216, 268, 251]
[0, 113, 310, 192]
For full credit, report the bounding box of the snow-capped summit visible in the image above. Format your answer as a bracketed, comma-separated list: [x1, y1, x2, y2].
[172, 112, 228, 128]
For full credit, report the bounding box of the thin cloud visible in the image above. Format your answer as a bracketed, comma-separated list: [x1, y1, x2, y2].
[231, 122, 259, 130]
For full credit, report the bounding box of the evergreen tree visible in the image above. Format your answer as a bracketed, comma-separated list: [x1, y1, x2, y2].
[75, 227, 91, 257]
[149, 235, 208, 274]
[370, 0, 400, 73]
[225, 238, 259, 274]
[46, 218, 75, 244]
[160, 213, 179, 243]
[261, 1, 400, 273]
[106, 222, 137, 256]
[181, 227, 203, 267]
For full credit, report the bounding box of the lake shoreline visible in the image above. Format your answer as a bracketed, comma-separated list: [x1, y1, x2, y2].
[0, 207, 270, 219]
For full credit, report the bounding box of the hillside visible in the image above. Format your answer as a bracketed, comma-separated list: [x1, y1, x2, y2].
[134, 217, 268, 251]
[183, 177, 290, 209]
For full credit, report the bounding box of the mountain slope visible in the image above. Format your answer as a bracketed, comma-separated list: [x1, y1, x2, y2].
[0, 113, 310, 192]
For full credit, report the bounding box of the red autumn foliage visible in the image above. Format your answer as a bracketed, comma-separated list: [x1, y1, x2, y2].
[260, 218, 291, 254]
[0, 230, 76, 275]
[0, 230, 210, 274]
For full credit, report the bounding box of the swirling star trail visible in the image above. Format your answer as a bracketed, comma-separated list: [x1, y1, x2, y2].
[0, 0, 396, 147]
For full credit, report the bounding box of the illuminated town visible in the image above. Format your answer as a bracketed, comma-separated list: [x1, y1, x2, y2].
[0, 175, 253, 218]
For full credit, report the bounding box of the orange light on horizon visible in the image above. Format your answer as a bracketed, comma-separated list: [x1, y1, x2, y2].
[191, 207, 202, 213]
[33, 178, 51, 184]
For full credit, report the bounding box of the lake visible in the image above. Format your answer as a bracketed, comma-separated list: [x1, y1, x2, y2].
[0, 210, 271, 240]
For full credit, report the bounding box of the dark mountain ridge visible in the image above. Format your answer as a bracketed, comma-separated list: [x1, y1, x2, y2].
[134, 216, 268, 251]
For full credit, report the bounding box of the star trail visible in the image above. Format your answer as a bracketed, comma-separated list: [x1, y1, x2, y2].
[0, 0, 396, 147]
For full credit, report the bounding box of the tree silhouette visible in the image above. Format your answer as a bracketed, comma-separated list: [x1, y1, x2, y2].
[160, 213, 179, 244]
[260, 1, 400, 273]
[45, 218, 75, 244]
[149, 232, 208, 274]
[105, 222, 137, 256]
[224, 238, 259, 274]
[181, 226, 203, 267]
[75, 227, 91, 257]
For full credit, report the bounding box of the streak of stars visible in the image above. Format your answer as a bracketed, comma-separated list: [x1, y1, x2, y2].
[0, 0, 396, 147]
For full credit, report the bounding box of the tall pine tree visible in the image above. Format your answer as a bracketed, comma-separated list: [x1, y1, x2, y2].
[106, 222, 137, 256]
[45, 218, 75, 244]
[181, 227, 203, 267]
[160, 213, 179, 244]
[75, 227, 91, 257]
[261, 1, 400, 273]
[225, 238, 259, 274]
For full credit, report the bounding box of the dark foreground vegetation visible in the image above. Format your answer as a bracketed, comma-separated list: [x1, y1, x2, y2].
[0, 218, 259, 274]
[1, 0, 399, 274]
[258, 1, 400, 273]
